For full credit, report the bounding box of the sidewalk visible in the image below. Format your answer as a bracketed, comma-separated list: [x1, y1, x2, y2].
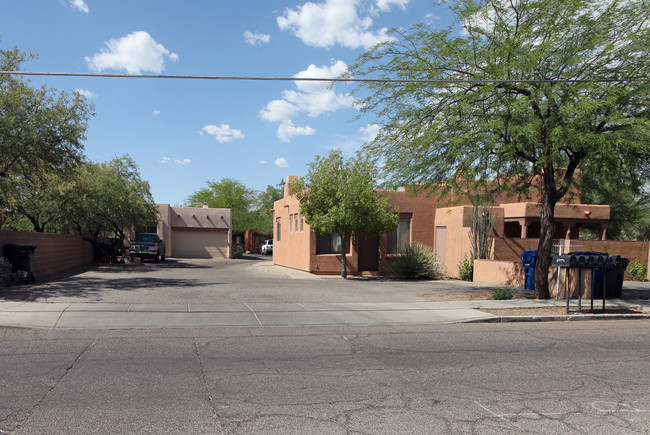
[1, 297, 649, 330]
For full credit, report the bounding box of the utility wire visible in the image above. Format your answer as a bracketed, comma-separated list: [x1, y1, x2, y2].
[0, 70, 647, 84]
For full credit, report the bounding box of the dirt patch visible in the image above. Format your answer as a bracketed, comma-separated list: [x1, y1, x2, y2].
[479, 306, 649, 317]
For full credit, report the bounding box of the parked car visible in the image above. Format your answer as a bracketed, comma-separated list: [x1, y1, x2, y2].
[261, 239, 273, 255]
[129, 233, 166, 263]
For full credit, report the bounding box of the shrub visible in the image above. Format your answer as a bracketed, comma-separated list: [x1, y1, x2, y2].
[230, 243, 244, 259]
[629, 258, 648, 282]
[390, 242, 443, 280]
[458, 255, 473, 282]
[493, 287, 514, 300]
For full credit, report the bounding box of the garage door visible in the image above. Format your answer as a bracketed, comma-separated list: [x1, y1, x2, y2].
[171, 230, 228, 258]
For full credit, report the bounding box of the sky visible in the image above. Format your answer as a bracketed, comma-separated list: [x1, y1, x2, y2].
[1, 0, 455, 206]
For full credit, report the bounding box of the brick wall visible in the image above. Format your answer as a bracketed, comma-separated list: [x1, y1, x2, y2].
[0, 230, 94, 279]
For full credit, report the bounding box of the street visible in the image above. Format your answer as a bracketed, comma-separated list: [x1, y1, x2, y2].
[2, 320, 650, 434]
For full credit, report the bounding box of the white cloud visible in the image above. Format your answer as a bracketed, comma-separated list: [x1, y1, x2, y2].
[277, 121, 316, 142]
[277, 0, 394, 49]
[70, 0, 89, 13]
[201, 124, 245, 142]
[152, 110, 161, 116]
[374, 0, 410, 12]
[85, 31, 179, 74]
[275, 157, 290, 168]
[244, 31, 271, 46]
[260, 60, 354, 141]
[75, 89, 96, 98]
[259, 160, 268, 165]
[161, 156, 191, 165]
[359, 123, 381, 142]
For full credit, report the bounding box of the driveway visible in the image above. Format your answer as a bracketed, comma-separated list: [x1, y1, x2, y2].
[0, 256, 502, 304]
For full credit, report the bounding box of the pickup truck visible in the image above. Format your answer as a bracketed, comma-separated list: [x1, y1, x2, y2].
[129, 233, 166, 263]
[261, 239, 273, 255]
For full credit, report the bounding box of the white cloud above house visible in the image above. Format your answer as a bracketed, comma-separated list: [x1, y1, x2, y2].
[69, 0, 89, 13]
[85, 31, 179, 74]
[277, 0, 396, 49]
[275, 157, 290, 168]
[260, 60, 354, 142]
[161, 156, 191, 165]
[244, 31, 271, 46]
[201, 124, 245, 142]
[277, 121, 316, 142]
[359, 123, 381, 142]
[152, 110, 161, 116]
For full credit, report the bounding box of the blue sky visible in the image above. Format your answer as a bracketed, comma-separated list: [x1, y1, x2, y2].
[1, 0, 454, 205]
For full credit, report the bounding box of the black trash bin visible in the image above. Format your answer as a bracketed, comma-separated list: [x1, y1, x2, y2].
[3, 244, 36, 283]
[521, 250, 537, 290]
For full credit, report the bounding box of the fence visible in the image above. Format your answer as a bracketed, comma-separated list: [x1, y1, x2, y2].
[0, 230, 94, 279]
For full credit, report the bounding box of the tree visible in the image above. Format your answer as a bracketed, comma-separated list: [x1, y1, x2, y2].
[348, 0, 650, 297]
[57, 156, 158, 260]
[186, 178, 257, 232]
[292, 149, 399, 278]
[252, 181, 285, 235]
[0, 47, 94, 213]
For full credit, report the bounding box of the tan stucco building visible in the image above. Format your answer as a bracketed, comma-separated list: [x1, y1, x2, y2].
[156, 204, 232, 259]
[272, 176, 610, 278]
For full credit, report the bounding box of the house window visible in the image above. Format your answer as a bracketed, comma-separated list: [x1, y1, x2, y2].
[276, 218, 281, 242]
[295, 214, 299, 232]
[317, 232, 342, 254]
[387, 219, 411, 253]
[300, 216, 304, 232]
[290, 214, 293, 232]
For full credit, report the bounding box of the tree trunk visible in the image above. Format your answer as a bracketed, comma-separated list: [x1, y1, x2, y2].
[534, 190, 557, 299]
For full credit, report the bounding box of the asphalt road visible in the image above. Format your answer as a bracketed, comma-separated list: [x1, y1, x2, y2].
[0, 257, 503, 304]
[2, 321, 650, 434]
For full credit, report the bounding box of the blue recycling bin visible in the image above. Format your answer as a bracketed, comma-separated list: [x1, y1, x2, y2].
[521, 250, 537, 290]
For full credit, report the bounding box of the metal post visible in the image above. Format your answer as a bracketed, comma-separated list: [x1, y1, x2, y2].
[556, 239, 563, 300]
[578, 268, 582, 313]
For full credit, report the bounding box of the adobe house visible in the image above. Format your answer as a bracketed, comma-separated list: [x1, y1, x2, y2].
[156, 204, 232, 259]
[272, 176, 611, 278]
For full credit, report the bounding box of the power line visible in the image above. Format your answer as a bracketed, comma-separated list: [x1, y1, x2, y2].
[0, 70, 647, 84]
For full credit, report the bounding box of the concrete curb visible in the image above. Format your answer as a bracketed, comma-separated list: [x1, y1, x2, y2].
[464, 313, 650, 324]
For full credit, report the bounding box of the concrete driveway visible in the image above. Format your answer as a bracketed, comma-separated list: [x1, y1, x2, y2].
[0, 256, 500, 304]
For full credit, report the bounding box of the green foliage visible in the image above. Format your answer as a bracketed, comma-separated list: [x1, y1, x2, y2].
[492, 288, 514, 300]
[348, 0, 650, 297]
[390, 242, 442, 280]
[629, 258, 648, 282]
[230, 243, 244, 259]
[470, 205, 495, 260]
[186, 178, 283, 234]
[1, 47, 94, 212]
[293, 149, 399, 278]
[458, 255, 474, 282]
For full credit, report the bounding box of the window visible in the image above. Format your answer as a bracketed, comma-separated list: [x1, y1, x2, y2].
[290, 214, 293, 232]
[276, 218, 281, 242]
[317, 232, 342, 254]
[300, 216, 304, 232]
[295, 214, 299, 232]
[387, 219, 411, 254]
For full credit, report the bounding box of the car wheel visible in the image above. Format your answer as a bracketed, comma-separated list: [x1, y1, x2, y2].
[154, 252, 160, 263]
[161, 253, 165, 261]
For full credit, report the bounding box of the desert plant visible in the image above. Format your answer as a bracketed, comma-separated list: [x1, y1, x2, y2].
[629, 258, 648, 282]
[493, 287, 514, 300]
[458, 255, 473, 282]
[469, 205, 495, 260]
[390, 242, 442, 280]
[230, 243, 244, 259]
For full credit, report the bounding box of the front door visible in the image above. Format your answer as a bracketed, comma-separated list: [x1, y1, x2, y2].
[357, 233, 379, 272]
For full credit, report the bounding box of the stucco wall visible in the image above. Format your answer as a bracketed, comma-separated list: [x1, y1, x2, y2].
[473, 259, 525, 287]
[0, 230, 94, 279]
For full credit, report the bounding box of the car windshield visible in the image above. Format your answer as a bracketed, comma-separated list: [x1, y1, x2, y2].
[134, 234, 158, 243]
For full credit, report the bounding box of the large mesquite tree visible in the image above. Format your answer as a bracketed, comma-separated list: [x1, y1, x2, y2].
[348, 0, 650, 298]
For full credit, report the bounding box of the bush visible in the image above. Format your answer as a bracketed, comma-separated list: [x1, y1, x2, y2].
[492, 287, 514, 300]
[458, 255, 473, 282]
[230, 243, 244, 259]
[390, 242, 443, 280]
[629, 258, 648, 282]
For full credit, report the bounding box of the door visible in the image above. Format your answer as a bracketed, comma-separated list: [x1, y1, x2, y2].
[357, 233, 379, 272]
